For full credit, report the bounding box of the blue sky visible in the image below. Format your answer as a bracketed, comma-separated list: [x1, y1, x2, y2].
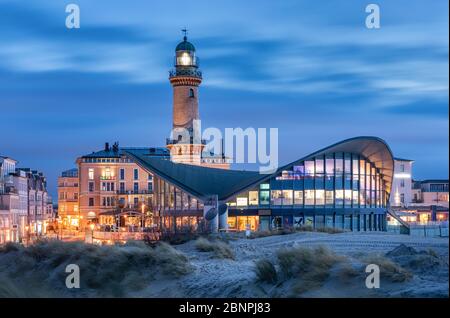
[0, 0, 448, 198]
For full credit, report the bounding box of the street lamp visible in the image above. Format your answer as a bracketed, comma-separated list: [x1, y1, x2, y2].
[89, 223, 95, 244]
[25, 225, 30, 246]
[141, 203, 145, 231]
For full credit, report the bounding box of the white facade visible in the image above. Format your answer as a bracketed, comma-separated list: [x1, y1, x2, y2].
[390, 158, 413, 207]
[0, 154, 54, 243]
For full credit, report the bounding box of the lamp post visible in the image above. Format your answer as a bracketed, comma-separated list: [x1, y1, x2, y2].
[141, 203, 145, 231]
[58, 218, 62, 241]
[89, 223, 95, 244]
[25, 225, 30, 246]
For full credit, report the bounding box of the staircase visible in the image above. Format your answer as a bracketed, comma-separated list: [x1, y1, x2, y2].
[387, 207, 410, 234]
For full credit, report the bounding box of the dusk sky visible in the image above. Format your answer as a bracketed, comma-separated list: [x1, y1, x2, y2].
[0, 0, 448, 198]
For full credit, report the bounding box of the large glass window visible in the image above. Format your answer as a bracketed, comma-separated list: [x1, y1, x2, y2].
[315, 190, 325, 206]
[271, 190, 282, 206]
[294, 191, 303, 205]
[315, 157, 324, 174]
[260, 190, 270, 205]
[335, 190, 344, 207]
[325, 190, 334, 207]
[326, 155, 334, 175]
[304, 161, 315, 176]
[344, 190, 352, 207]
[335, 153, 344, 174]
[344, 153, 352, 174]
[282, 190, 293, 205]
[304, 190, 314, 206]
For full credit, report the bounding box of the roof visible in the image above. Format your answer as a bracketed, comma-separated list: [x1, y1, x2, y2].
[176, 38, 196, 52]
[276, 136, 395, 196]
[125, 136, 395, 202]
[81, 147, 170, 159]
[420, 179, 449, 184]
[125, 148, 266, 201]
[394, 157, 414, 162]
[61, 168, 78, 178]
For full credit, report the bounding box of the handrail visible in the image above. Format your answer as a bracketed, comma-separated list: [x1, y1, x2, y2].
[387, 207, 410, 234]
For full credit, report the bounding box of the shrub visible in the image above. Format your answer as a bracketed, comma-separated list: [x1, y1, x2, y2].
[255, 259, 278, 284]
[277, 245, 343, 295]
[0, 242, 22, 254]
[194, 237, 235, 260]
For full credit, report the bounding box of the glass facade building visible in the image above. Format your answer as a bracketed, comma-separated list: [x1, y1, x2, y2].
[226, 152, 388, 232]
[120, 137, 394, 233]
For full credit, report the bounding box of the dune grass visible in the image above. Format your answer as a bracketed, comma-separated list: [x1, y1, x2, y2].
[363, 254, 413, 283]
[194, 237, 235, 260]
[0, 239, 192, 297]
[254, 259, 278, 284]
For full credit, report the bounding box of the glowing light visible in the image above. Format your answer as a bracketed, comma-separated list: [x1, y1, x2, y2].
[180, 53, 191, 65]
[394, 173, 411, 179]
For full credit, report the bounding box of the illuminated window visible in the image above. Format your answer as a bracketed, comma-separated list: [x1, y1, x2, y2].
[282, 190, 293, 205]
[249, 191, 259, 205]
[259, 190, 270, 205]
[88, 168, 94, 180]
[304, 190, 314, 206]
[294, 191, 303, 205]
[315, 158, 324, 174]
[271, 190, 282, 206]
[315, 190, 325, 206]
[236, 197, 248, 207]
[335, 190, 344, 207]
[326, 190, 334, 207]
[304, 161, 314, 176]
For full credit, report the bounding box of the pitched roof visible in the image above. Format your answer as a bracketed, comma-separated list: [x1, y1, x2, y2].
[125, 148, 266, 201]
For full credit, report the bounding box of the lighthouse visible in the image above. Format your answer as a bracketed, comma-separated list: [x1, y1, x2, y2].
[167, 30, 204, 165]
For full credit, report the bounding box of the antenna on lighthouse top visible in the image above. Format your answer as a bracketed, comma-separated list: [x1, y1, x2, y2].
[181, 28, 188, 41]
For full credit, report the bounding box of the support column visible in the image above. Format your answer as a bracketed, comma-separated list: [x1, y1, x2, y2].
[203, 195, 218, 233]
[218, 203, 228, 232]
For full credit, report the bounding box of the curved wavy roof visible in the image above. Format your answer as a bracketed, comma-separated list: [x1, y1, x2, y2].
[124, 136, 394, 202]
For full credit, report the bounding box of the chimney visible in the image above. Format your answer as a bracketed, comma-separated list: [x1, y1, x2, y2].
[112, 142, 119, 153]
[105, 142, 110, 151]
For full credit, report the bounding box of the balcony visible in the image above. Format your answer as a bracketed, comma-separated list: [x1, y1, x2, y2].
[100, 176, 115, 181]
[166, 137, 207, 146]
[169, 68, 202, 79]
[116, 190, 153, 195]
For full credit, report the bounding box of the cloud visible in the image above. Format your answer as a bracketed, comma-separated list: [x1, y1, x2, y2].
[0, 0, 448, 197]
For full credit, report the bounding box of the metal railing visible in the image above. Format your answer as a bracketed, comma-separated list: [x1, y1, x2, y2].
[116, 190, 153, 195]
[169, 68, 202, 78]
